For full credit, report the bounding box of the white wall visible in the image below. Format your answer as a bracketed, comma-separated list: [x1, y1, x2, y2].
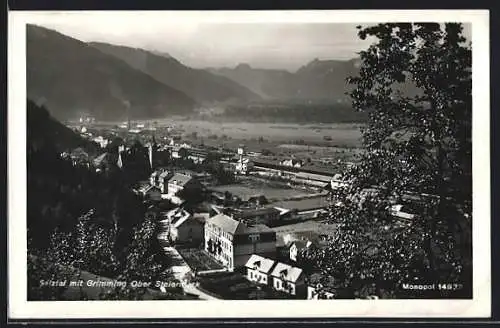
[307, 286, 335, 300]
[273, 277, 296, 295]
[247, 269, 268, 285]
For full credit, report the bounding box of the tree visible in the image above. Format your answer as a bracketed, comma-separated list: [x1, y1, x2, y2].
[178, 147, 189, 160]
[307, 23, 472, 298]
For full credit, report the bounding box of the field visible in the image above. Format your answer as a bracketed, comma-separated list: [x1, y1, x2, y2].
[177, 248, 225, 272]
[153, 120, 363, 148]
[211, 184, 314, 202]
[84, 119, 364, 163]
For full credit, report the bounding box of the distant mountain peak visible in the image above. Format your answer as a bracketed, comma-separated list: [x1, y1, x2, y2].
[27, 25, 197, 121]
[90, 42, 261, 103]
[235, 63, 252, 70]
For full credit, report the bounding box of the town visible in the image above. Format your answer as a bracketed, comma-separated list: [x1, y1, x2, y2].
[60, 117, 422, 300]
[23, 21, 473, 304]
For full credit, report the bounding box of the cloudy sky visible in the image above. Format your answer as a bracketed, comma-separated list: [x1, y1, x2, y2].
[24, 12, 472, 71]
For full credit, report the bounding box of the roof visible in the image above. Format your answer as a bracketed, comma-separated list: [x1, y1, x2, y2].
[168, 173, 193, 187]
[209, 185, 267, 201]
[172, 214, 193, 229]
[159, 170, 172, 179]
[272, 221, 337, 235]
[245, 224, 274, 234]
[278, 231, 327, 248]
[134, 181, 151, 193]
[290, 240, 309, 250]
[236, 207, 281, 219]
[207, 213, 245, 235]
[166, 207, 191, 227]
[244, 254, 276, 274]
[270, 262, 303, 282]
[272, 196, 330, 212]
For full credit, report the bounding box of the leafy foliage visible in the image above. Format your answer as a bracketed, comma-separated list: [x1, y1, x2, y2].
[306, 23, 472, 298]
[27, 101, 179, 300]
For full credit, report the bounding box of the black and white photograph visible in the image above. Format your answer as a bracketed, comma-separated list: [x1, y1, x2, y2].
[8, 10, 490, 318]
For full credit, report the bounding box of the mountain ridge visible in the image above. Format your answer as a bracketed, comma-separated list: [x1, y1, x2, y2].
[27, 25, 197, 121]
[90, 42, 262, 104]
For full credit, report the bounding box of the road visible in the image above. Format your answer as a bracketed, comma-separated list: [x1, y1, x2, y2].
[161, 245, 220, 300]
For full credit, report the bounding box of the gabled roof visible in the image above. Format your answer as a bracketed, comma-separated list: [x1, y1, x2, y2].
[172, 214, 192, 229]
[270, 262, 303, 282]
[168, 173, 193, 187]
[207, 213, 245, 235]
[166, 207, 192, 227]
[244, 254, 276, 274]
[159, 170, 172, 179]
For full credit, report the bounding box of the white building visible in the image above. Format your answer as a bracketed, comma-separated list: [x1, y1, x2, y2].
[270, 262, 306, 296]
[244, 254, 275, 286]
[204, 214, 276, 271]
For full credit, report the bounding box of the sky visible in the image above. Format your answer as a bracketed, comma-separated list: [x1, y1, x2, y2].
[25, 12, 472, 72]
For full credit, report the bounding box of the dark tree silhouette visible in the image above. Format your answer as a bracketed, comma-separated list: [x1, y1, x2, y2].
[306, 23, 472, 299]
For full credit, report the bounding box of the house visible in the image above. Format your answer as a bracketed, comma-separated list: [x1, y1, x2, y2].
[133, 182, 162, 201]
[235, 207, 281, 226]
[168, 209, 204, 245]
[244, 254, 275, 286]
[289, 239, 317, 262]
[235, 157, 253, 175]
[270, 262, 306, 296]
[272, 196, 330, 220]
[144, 186, 162, 201]
[92, 136, 109, 148]
[273, 223, 335, 260]
[158, 170, 173, 193]
[306, 273, 336, 300]
[204, 214, 276, 271]
[167, 173, 203, 197]
[150, 170, 160, 187]
[280, 158, 304, 168]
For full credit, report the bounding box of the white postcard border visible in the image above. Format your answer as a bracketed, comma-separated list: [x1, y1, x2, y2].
[8, 9, 491, 319]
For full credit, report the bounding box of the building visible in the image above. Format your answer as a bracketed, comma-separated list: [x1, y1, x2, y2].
[272, 196, 330, 220]
[92, 136, 109, 149]
[158, 170, 173, 193]
[204, 214, 276, 271]
[167, 173, 203, 197]
[289, 239, 317, 262]
[306, 273, 336, 300]
[167, 208, 205, 245]
[235, 157, 253, 175]
[280, 158, 304, 168]
[244, 254, 275, 286]
[273, 223, 335, 260]
[270, 262, 306, 297]
[235, 207, 281, 226]
[133, 182, 161, 201]
[150, 168, 170, 189]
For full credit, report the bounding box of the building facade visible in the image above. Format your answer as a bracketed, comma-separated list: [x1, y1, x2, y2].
[244, 254, 275, 286]
[270, 262, 306, 297]
[204, 214, 276, 271]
